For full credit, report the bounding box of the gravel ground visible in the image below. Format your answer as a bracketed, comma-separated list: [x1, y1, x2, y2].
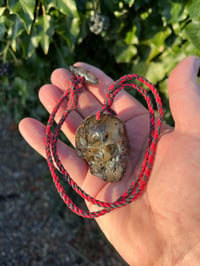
[0, 114, 127, 266]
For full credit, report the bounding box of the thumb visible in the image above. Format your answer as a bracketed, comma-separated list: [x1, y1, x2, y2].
[168, 56, 200, 135]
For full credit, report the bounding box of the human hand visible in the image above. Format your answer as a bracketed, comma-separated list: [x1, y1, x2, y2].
[19, 56, 200, 265]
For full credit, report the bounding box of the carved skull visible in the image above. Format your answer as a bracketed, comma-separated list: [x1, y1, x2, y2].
[75, 114, 129, 182]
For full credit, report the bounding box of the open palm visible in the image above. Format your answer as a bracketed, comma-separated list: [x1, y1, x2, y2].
[19, 56, 200, 265]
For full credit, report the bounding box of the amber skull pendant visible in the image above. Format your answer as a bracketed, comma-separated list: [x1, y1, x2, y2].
[75, 114, 129, 182]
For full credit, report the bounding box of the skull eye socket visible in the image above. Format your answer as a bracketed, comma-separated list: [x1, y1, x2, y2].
[103, 133, 109, 142]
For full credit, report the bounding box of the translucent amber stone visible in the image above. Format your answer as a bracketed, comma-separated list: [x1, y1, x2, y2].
[75, 114, 129, 182]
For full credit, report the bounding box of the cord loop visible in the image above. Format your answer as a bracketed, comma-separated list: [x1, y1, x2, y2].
[45, 71, 163, 218]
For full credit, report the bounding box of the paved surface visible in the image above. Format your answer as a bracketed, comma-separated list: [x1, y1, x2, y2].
[0, 114, 127, 266]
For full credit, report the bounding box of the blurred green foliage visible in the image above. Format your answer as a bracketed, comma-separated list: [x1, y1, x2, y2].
[0, 0, 200, 122]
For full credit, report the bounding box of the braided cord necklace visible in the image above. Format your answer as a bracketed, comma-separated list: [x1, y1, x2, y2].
[45, 68, 163, 218]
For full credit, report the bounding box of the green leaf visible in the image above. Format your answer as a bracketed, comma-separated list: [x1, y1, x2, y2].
[8, 0, 35, 33]
[19, 0, 35, 19]
[159, 78, 168, 97]
[35, 14, 54, 54]
[0, 7, 6, 16]
[158, 0, 188, 24]
[169, 1, 188, 24]
[187, 0, 200, 22]
[125, 25, 138, 45]
[142, 27, 171, 61]
[145, 62, 166, 84]
[122, 0, 135, 7]
[132, 61, 166, 84]
[18, 25, 40, 58]
[140, 9, 163, 39]
[7, 15, 25, 52]
[27, 29, 40, 58]
[0, 16, 7, 39]
[132, 61, 148, 76]
[182, 39, 200, 57]
[47, 0, 78, 16]
[67, 17, 80, 48]
[112, 40, 137, 63]
[185, 21, 200, 50]
[56, 16, 80, 49]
